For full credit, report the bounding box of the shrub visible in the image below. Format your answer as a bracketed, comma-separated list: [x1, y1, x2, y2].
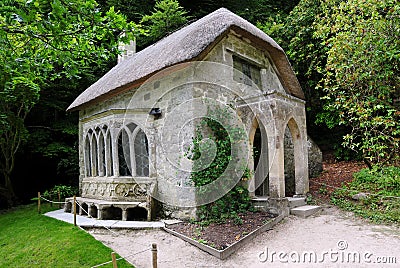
[42, 184, 78, 201]
[331, 166, 400, 223]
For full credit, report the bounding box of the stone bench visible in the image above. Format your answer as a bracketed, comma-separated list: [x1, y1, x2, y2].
[64, 197, 150, 221]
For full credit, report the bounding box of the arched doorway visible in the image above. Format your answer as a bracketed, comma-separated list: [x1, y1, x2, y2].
[250, 119, 269, 197]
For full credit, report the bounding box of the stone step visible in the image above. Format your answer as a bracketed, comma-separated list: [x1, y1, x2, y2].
[290, 205, 320, 218]
[251, 197, 269, 207]
[287, 197, 306, 208]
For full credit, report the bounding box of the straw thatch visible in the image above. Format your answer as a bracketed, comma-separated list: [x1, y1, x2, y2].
[67, 8, 304, 111]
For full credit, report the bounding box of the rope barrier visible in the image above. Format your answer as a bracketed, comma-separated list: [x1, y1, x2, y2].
[90, 247, 151, 268]
[311, 180, 400, 200]
[91, 259, 114, 268]
[38, 194, 156, 267]
[38, 195, 121, 236]
[40, 196, 68, 204]
[74, 201, 120, 237]
[124, 247, 152, 258]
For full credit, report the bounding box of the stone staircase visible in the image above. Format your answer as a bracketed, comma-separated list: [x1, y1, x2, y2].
[251, 196, 320, 218]
[288, 197, 320, 218]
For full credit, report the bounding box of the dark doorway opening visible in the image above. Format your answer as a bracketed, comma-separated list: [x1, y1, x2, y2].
[284, 126, 295, 197]
[102, 206, 122, 220]
[254, 125, 269, 196]
[126, 207, 148, 221]
[89, 205, 98, 218]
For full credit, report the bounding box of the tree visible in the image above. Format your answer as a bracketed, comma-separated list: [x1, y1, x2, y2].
[97, 0, 156, 22]
[314, 0, 400, 166]
[231, 0, 300, 24]
[0, 0, 135, 205]
[258, 0, 328, 137]
[139, 0, 189, 46]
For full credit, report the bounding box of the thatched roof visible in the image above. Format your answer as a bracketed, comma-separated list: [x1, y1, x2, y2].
[67, 8, 304, 111]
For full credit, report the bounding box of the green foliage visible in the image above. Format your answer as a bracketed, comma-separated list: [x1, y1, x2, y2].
[331, 166, 400, 223]
[98, 0, 156, 22]
[42, 185, 78, 201]
[332, 143, 362, 161]
[314, 0, 400, 166]
[353, 166, 400, 195]
[179, 0, 299, 24]
[188, 105, 254, 225]
[257, 0, 339, 151]
[227, 0, 299, 24]
[0, 204, 133, 267]
[257, 0, 357, 161]
[0, 0, 135, 202]
[259, 0, 400, 163]
[139, 0, 189, 46]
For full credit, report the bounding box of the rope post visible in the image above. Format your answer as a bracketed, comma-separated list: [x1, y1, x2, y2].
[73, 195, 77, 226]
[111, 252, 118, 268]
[152, 243, 157, 268]
[58, 190, 61, 209]
[38, 192, 41, 214]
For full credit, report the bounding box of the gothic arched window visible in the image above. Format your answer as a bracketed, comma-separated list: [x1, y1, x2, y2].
[134, 129, 149, 177]
[118, 129, 132, 176]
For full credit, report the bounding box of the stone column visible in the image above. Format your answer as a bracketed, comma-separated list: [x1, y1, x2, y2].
[122, 209, 128, 221]
[294, 124, 309, 195]
[268, 134, 285, 198]
[112, 129, 119, 177]
[98, 207, 103, 220]
[88, 205, 92, 218]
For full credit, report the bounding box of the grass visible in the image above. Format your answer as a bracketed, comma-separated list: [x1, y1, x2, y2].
[0, 203, 134, 267]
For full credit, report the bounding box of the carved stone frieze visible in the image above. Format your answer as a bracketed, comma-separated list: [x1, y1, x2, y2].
[81, 180, 150, 201]
[88, 183, 97, 195]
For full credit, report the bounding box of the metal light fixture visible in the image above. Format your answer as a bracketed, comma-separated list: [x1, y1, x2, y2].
[149, 108, 162, 119]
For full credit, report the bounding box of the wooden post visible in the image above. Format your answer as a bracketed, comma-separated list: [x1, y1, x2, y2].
[152, 243, 157, 268]
[111, 252, 118, 268]
[73, 195, 77, 226]
[58, 190, 61, 209]
[38, 192, 41, 214]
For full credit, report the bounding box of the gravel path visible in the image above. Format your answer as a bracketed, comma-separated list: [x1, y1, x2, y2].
[88, 206, 400, 268]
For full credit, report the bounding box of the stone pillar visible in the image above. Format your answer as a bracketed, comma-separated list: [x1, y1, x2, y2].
[268, 135, 285, 198]
[122, 209, 128, 221]
[88, 206, 93, 218]
[98, 207, 103, 220]
[294, 125, 309, 195]
[112, 129, 119, 177]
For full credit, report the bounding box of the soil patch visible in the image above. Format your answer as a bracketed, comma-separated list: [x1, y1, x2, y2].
[309, 155, 366, 202]
[167, 211, 276, 250]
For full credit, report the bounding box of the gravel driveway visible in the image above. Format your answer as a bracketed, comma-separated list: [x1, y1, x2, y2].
[88, 205, 400, 268]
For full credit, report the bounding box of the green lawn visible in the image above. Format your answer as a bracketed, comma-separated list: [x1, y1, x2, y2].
[0, 203, 133, 267]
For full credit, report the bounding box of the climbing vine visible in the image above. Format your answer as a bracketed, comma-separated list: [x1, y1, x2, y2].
[188, 104, 254, 224]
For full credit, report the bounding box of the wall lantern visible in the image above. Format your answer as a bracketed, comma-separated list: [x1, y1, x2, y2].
[149, 108, 162, 119]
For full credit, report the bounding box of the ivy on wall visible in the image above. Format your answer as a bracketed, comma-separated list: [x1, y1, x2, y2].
[187, 104, 254, 224]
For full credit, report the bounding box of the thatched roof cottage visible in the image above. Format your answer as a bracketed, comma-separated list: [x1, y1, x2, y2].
[66, 8, 320, 221]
